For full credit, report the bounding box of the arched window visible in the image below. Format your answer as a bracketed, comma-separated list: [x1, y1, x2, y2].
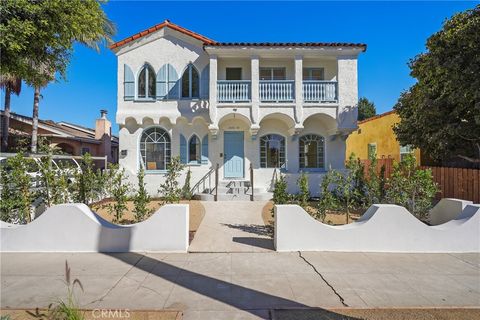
[140, 127, 171, 171]
[299, 134, 325, 169]
[181, 64, 199, 98]
[138, 64, 156, 99]
[260, 134, 286, 168]
[188, 135, 201, 164]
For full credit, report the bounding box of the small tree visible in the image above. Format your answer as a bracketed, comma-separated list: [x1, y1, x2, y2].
[271, 173, 290, 214]
[133, 168, 151, 222]
[158, 156, 185, 204]
[333, 170, 358, 224]
[385, 154, 438, 220]
[345, 153, 367, 206]
[104, 165, 130, 223]
[182, 167, 193, 200]
[37, 155, 70, 207]
[296, 171, 310, 210]
[72, 153, 101, 205]
[316, 170, 338, 222]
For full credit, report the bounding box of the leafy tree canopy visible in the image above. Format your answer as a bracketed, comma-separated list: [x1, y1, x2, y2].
[393, 5, 480, 163]
[0, 0, 115, 86]
[357, 97, 376, 121]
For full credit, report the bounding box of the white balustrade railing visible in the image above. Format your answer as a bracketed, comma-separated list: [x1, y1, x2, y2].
[303, 81, 337, 102]
[217, 81, 251, 102]
[259, 80, 295, 102]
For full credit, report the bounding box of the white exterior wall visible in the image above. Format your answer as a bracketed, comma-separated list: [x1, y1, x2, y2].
[337, 56, 358, 131]
[113, 27, 362, 196]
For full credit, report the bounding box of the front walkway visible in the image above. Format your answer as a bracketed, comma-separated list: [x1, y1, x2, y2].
[189, 201, 274, 252]
[1, 252, 479, 320]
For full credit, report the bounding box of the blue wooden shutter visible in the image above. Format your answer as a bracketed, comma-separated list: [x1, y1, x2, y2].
[156, 65, 167, 99]
[200, 64, 209, 99]
[201, 134, 208, 164]
[124, 64, 134, 100]
[180, 134, 187, 164]
[167, 64, 179, 99]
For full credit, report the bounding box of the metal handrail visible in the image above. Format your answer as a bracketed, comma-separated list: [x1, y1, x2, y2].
[215, 163, 219, 202]
[190, 166, 215, 196]
[250, 163, 254, 201]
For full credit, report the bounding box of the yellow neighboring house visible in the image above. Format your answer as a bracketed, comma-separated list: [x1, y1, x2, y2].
[346, 110, 421, 164]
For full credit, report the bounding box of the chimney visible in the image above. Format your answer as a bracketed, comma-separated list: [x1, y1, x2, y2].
[95, 109, 112, 163]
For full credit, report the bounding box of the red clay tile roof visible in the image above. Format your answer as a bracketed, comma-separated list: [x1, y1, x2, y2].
[358, 110, 397, 124]
[109, 20, 215, 50]
[207, 42, 367, 51]
[110, 20, 367, 52]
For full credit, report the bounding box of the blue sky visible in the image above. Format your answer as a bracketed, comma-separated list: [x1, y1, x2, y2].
[3, 1, 477, 134]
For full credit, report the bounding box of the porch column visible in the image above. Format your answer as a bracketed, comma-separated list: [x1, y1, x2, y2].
[294, 55, 304, 126]
[251, 55, 260, 126]
[209, 54, 218, 128]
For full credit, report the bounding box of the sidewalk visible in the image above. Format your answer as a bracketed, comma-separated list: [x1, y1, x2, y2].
[1, 252, 479, 319]
[189, 201, 273, 252]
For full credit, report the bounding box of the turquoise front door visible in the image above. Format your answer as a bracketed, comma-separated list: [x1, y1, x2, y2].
[224, 131, 244, 178]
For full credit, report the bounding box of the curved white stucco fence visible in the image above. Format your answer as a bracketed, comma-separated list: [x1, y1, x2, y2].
[275, 202, 480, 253]
[0, 204, 189, 252]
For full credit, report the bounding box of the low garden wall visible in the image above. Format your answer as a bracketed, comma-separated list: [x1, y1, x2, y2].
[0, 203, 189, 252]
[275, 199, 480, 253]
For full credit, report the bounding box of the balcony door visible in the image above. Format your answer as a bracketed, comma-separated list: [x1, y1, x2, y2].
[226, 68, 242, 80]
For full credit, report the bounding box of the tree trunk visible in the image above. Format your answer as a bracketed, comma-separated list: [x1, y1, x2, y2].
[31, 86, 40, 153]
[1, 86, 11, 152]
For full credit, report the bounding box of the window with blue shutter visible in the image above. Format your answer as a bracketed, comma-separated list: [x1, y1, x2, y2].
[180, 134, 187, 164]
[157, 64, 179, 100]
[201, 134, 209, 164]
[156, 65, 167, 99]
[167, 64, 179, 99]
[200, 65, 209, 99]
[124, 64, 135, 100]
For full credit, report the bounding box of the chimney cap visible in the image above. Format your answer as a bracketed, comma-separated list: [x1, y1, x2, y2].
[100, 109, 108, 119]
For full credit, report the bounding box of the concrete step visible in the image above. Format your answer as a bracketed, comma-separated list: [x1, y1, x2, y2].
[194, 192, 272, 201]
[218, 180, 251, 188]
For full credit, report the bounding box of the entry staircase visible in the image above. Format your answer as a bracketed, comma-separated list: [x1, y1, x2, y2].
[191, 164, 272, 201]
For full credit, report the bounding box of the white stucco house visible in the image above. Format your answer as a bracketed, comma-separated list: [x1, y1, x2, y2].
[111, 20, 366, 199]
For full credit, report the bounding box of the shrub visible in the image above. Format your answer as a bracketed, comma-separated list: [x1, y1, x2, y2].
[158, 156, 185, 204]
[182, 167, 193, 200]
[385, 154, 438, 220]
[104, 164, 130, 223]
[133, 168, 151, 222]
[296, 171, 310, 210]
[0, 154, 33, 223]
[272, 173, 289, 205]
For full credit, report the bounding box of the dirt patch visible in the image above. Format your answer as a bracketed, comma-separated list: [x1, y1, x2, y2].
[91, 199, 205, 233]
[261, 201, 362, 226]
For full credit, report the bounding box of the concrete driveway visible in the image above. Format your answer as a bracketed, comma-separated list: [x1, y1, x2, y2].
[1, 252, 479, 320]
[189, 201, 274, 252]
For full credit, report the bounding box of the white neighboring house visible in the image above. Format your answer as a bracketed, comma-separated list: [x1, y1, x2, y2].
[111, 20, 366, 199]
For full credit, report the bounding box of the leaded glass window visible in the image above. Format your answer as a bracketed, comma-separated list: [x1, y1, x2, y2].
[260, 134, 286, 168]
[299, 134, 325, 169]
[140, 127, 171, 171]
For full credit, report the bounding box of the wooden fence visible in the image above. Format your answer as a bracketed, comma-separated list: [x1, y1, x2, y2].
[359, 158, 480, 203]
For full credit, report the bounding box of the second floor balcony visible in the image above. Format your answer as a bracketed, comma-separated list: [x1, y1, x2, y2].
[217, 80, 337, 103]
